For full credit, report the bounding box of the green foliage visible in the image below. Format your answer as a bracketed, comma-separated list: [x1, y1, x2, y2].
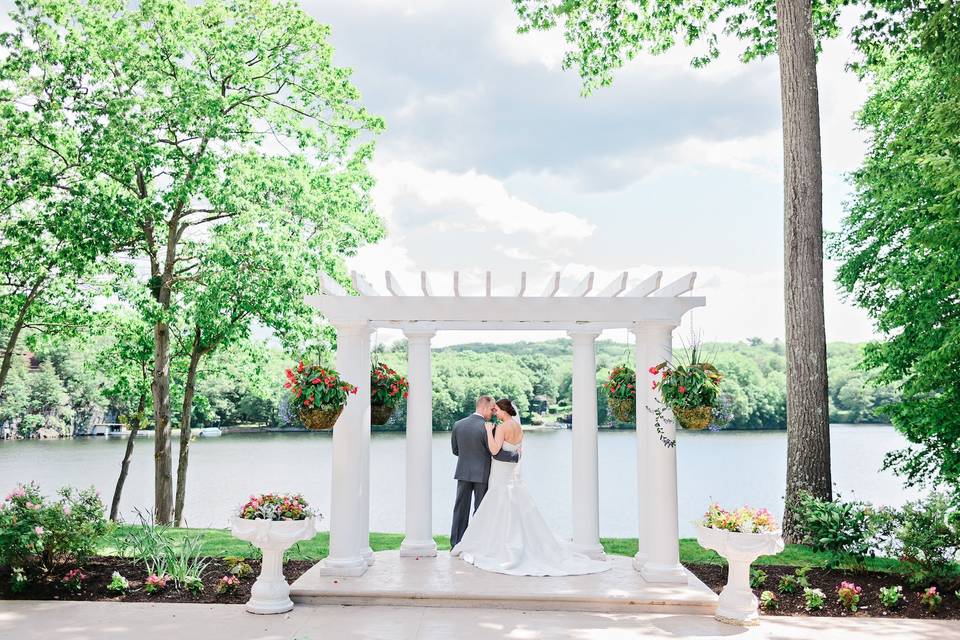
[371, 362, 408, 409]
[114, 511, 209, 589]
[879, 585, 903, 609]
[603, 364, 636, 400]
[0, 482, 108, 574]
[512, 0, 847, 94]
[832, 2, 960, 489]
[652, 351, 722, 410]
[792, 491, 892, 567]
[888, 493, 960, 586]
[284, 363, 356, 412]
[803, 587, 826, 611]
[759, 590, 778, 610]
[107, 572, 129, 594]
[920, 586, 943, 612]
[750, 568, 768, 588]
[778, 574, 800, 594]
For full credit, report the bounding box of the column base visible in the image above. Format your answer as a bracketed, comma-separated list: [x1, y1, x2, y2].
[640, 561, 689, 584]
[314, 556, 369, 577]
[361, 546, 375, 566]
[570, 542, 607, 561]
[632, 552, 648, 571]
[399, 538, 438, 557]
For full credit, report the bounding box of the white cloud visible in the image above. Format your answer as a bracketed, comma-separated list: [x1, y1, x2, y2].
[371, 160, 597, 243]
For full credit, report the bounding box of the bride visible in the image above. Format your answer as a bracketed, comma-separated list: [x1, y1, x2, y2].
[450, 398, 610, 577]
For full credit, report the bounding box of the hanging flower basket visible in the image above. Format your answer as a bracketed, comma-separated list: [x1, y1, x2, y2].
[299, 407, 343, 431]
[284, 362, 356, 431]
[370, 362, 408, 426]
[673, 405, 713, 430]
[371, 404, 394, 426]
[603, 365, 636, 423]
[609, 397, 636, 423]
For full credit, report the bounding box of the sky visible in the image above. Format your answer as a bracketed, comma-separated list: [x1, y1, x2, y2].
[304, 0, 878, 347]
[0, 0, 878, 349]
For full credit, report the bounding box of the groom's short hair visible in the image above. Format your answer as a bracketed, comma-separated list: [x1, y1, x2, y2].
[476, 395, 494, 410]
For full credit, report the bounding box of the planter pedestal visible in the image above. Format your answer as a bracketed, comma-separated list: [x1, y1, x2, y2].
[231, 517, 317, 614]
[695, 524, 783, 626]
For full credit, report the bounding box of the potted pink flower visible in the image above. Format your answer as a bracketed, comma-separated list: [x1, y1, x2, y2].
[230, 493, 320, 614]
[695, 503, 783, 626]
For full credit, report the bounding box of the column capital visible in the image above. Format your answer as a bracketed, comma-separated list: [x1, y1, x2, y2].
[404, 324, 437, 341]
[333, 320, 373, 336]
[567, 326, 601, 340]
[630, 321, 679, 336]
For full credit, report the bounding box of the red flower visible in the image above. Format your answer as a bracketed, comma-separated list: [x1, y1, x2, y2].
[648, 366, 658, 375]
[311, 377, 321, 384]
[298, 361, 304, 372]
[350, 387, 358, 395]
[284, 382, 292, 389]
[651, 381, 657, 389]
[403, 391, 409, 399]
[679, 386, 686, 394]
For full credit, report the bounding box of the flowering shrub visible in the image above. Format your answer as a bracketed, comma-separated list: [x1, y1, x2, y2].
[144, 573, 169, 594]
[879, 585, 903, 609]
[61, 568, 86, 593]
[0, 482, 107, 574]
[920, 586, 943, 612]
[750, 568, 768, 588]
[836, 581, 862, 612]
[759, 590, 778, 611]
[284, 362, 356, 412]
[371, 362, 408, 408]
[793, 491, 892, 568]
[238, 493, 314, 521]
[216, 575, 239, 594]
[603, 365, 636, 400]
[700, 503, 778, 534]
[107, 571, 129, 594]
[803, 587, 826, 611]
[649, 344, 722, 410]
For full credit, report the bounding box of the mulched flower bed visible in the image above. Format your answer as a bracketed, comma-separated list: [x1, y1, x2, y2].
[0, 557, 314, 605]
[689, 563, 960, 619]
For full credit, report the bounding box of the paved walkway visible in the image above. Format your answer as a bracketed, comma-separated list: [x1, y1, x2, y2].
[2, 601, 958, 640]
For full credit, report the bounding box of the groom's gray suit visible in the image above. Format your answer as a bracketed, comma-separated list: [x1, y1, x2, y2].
[450, 412, 520, 547]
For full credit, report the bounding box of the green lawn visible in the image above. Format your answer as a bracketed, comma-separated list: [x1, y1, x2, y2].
[99, 526, 900, 571]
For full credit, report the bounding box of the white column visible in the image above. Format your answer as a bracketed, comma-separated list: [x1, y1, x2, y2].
[568, 328, 605, 560]
[632, 324, 651, 570]
[316, 321, 370, 577]
[637, 322, 687, 584]
[400, 326, 438, 557]
[358, 328, 374, 565]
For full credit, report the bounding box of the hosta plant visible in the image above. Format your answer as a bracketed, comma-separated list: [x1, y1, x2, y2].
[879, 585, 903, 609]
[803, 587, 826, 611]
[759, 590, 778, 611]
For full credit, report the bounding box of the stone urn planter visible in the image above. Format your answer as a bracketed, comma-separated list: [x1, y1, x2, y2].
[231, 516, 317, 614]
[695, 524, 784, 626]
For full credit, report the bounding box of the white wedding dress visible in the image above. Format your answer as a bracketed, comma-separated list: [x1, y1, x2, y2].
[450, 438, 610, 577]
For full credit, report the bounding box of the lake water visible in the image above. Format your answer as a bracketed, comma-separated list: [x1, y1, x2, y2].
[0, 425, 920, 538]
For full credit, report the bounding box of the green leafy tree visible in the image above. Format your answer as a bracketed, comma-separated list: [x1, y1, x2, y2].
[2, 0, 384, 523]
[512, 0, 851, 538]
[832, 2, 960, 488]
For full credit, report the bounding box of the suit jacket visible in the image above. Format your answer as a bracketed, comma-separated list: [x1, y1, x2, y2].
[451, 413, 520, 483]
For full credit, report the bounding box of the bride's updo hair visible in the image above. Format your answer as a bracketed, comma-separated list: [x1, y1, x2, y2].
[495, 398, 517, 416]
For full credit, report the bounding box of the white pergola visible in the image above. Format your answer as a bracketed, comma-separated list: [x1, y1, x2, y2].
[305, 269, 705, 584]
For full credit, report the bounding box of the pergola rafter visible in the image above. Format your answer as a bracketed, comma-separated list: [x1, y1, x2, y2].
[306, 269, 705, 585]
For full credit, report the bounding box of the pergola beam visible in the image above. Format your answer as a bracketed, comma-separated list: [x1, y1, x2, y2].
[385, 271, 406, 296]
[597, 272, 629, 297]
[652, 272, 697, 298]
[541, 272, 561, 297]
[624, 271, 662, 298]
[570, 272, 595, 297]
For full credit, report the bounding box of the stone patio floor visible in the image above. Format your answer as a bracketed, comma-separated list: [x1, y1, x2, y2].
[2, 601, 958, 640]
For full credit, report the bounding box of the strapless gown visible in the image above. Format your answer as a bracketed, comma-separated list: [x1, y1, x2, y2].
[450, 440, 610, 577]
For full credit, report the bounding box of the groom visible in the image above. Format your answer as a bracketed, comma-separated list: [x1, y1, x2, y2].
[449, 395, 520, 547]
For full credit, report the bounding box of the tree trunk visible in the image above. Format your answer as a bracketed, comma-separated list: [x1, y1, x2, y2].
[0, 276, 45, 396]
[777, 0, 832, 541]
[174, 326, 205, 527]
[109, 391, 146, 522]
[152, 318, 174, 524]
